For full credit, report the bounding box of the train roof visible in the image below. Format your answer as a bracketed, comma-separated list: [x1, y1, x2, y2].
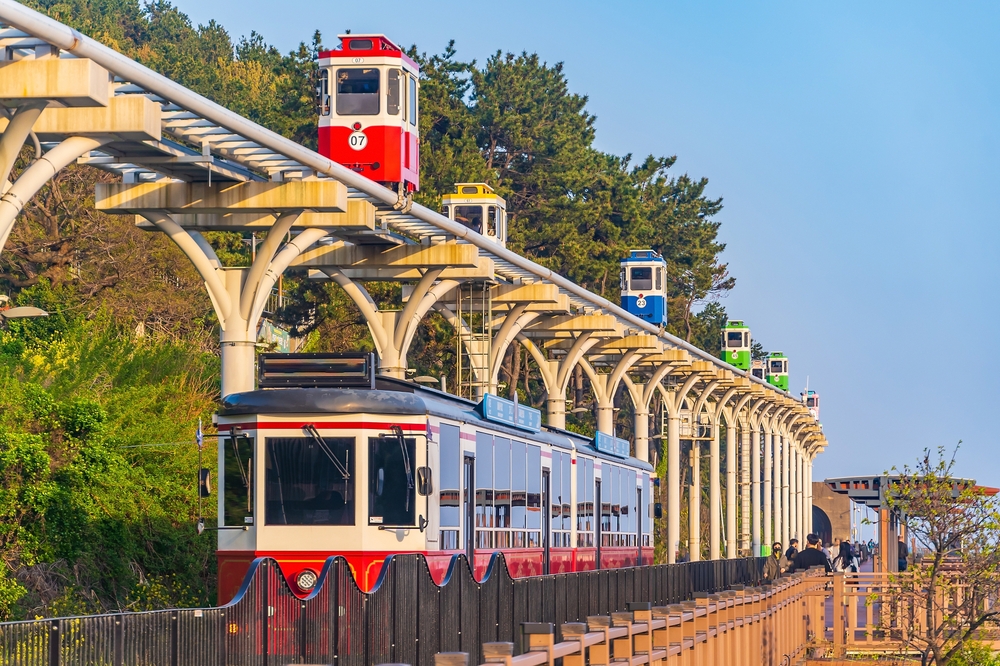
[220, 378, 652, 471]
[318, 34, 419, 71]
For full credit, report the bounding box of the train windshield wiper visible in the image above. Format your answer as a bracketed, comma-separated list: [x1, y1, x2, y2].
[391, 425, 414, 512]
[304, 424, 350, 480]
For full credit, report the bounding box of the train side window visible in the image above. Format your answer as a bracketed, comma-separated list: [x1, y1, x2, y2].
[511, 440, 526, 547]
[476, 433, 494, 537]
[630, 267, 653, 291]
[441, 205, 449, 217]
[655, 266, 662, 291]
[526, 444, 541, 546]
[409, 75, 417, 126]
[369, 435, 416, 526]
[223, 436, 254, 527]
[318, 69, 331, 116]
[387, 68, 401, 115]
[550, 452, 562, 534]
[561, 454, 572, 533]
[744, 332, 750, 347]
[264, 437, 354, 526]
[336, 68, 380, 115]
[494, 437, 511, 543]
[642, 474, 651, 547]
[486, 206, 499, 237]
[439, 424, 461, 543]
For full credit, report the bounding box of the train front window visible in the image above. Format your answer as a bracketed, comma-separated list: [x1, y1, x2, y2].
[223, 436, 254, 527]
[807, 397, 817, 407]
[336, 68, 380, 115]
[265, 437, 354, 526]
[769, 360, 784, 374]
[630, 266, 653, 291]
[727, 331, 744, 348]
[369, 435, 417, 526]
[387, 69, 401, 115]
[455, 206, 484, 234]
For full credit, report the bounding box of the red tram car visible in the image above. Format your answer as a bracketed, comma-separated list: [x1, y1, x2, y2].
[317, 34, 419, 192]
[214, 354, 654, 602]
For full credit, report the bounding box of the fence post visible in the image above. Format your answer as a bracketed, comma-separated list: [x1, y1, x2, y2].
[560, 623, 587, 666]
[437, 652, 472, 666]
[48, 620, 60, 666]
[520, 622, 554, 666]
[113, 614, 124, 666]
[832, 572, 845, 658]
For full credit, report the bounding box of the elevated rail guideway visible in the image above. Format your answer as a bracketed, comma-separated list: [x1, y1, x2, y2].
[0, 0, 826, 564]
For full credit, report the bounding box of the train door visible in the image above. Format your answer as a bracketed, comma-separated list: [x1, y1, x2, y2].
[542, 469, 551, 574]
[463, 455, 475, 566]
[595, 479, 603, 570]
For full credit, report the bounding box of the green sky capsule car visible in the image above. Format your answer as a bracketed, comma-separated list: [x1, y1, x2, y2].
[767, 351, 789, 391]
[720, 320, 751, 370]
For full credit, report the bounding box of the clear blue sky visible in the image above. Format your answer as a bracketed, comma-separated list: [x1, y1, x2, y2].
[170, 0, 1000, 484]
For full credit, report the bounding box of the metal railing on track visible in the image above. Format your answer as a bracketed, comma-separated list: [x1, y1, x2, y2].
[0, 555, 764, 666]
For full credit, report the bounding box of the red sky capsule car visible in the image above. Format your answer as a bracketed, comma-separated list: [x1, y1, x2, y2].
[317, 34, 420, 192]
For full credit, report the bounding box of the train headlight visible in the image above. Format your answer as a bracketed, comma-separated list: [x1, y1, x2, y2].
[295, 568, 318, 592]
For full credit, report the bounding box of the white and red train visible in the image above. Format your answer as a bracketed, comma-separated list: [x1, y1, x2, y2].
[317, 34, 420, 192]
[214, 354, 654, 602]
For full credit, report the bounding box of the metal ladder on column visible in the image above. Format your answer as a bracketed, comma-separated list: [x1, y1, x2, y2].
[455, 281, 492, 401]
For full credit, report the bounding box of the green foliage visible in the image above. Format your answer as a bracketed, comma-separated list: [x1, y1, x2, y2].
[0, 315, 218, 620]
[950, 643, 1000, 666]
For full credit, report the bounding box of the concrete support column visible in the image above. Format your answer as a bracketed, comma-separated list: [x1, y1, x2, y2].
[219, 269, 255, 396]
[634, 404, 650, 464]
[750, 426, 761, 556]
[796, 449, 812, 537]
[772, 430, 782, 547]
[689, 442, 701, 562]
[726, 420, 738, 558]
[547, 395, 566, 430]
[763, 427, 773, 550]
[739, 422, 750, 553]
[806, 457, 814, 533]
[789, 443, 798, 541]
[596, 400, 614, 434]
[781, 433, 791, 546]
[667, 412, 680, 564]
[709, 424, 721, 560]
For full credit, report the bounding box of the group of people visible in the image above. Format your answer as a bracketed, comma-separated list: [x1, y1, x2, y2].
[763, 534, 873, 580]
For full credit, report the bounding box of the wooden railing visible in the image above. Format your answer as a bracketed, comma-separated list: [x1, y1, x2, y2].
[367, 568, 1000, 666]
[418, 570, 827, 666]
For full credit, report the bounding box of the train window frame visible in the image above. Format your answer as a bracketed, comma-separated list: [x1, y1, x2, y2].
[336, 68, 380, 116]
[630, 266, 653, 291]
[454, 205, 484, 234]
[368, 435, 417, 527]
[486, 206, 499, 237]
[318, 70, 331, 117]
[348, 38, 373, 50]
[223, 436, 254, 527]
[408, 75, 417, 126]
[438, 424, 461, 537]
[263, 436, 355, 527]
[387, 68, 402, 115]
